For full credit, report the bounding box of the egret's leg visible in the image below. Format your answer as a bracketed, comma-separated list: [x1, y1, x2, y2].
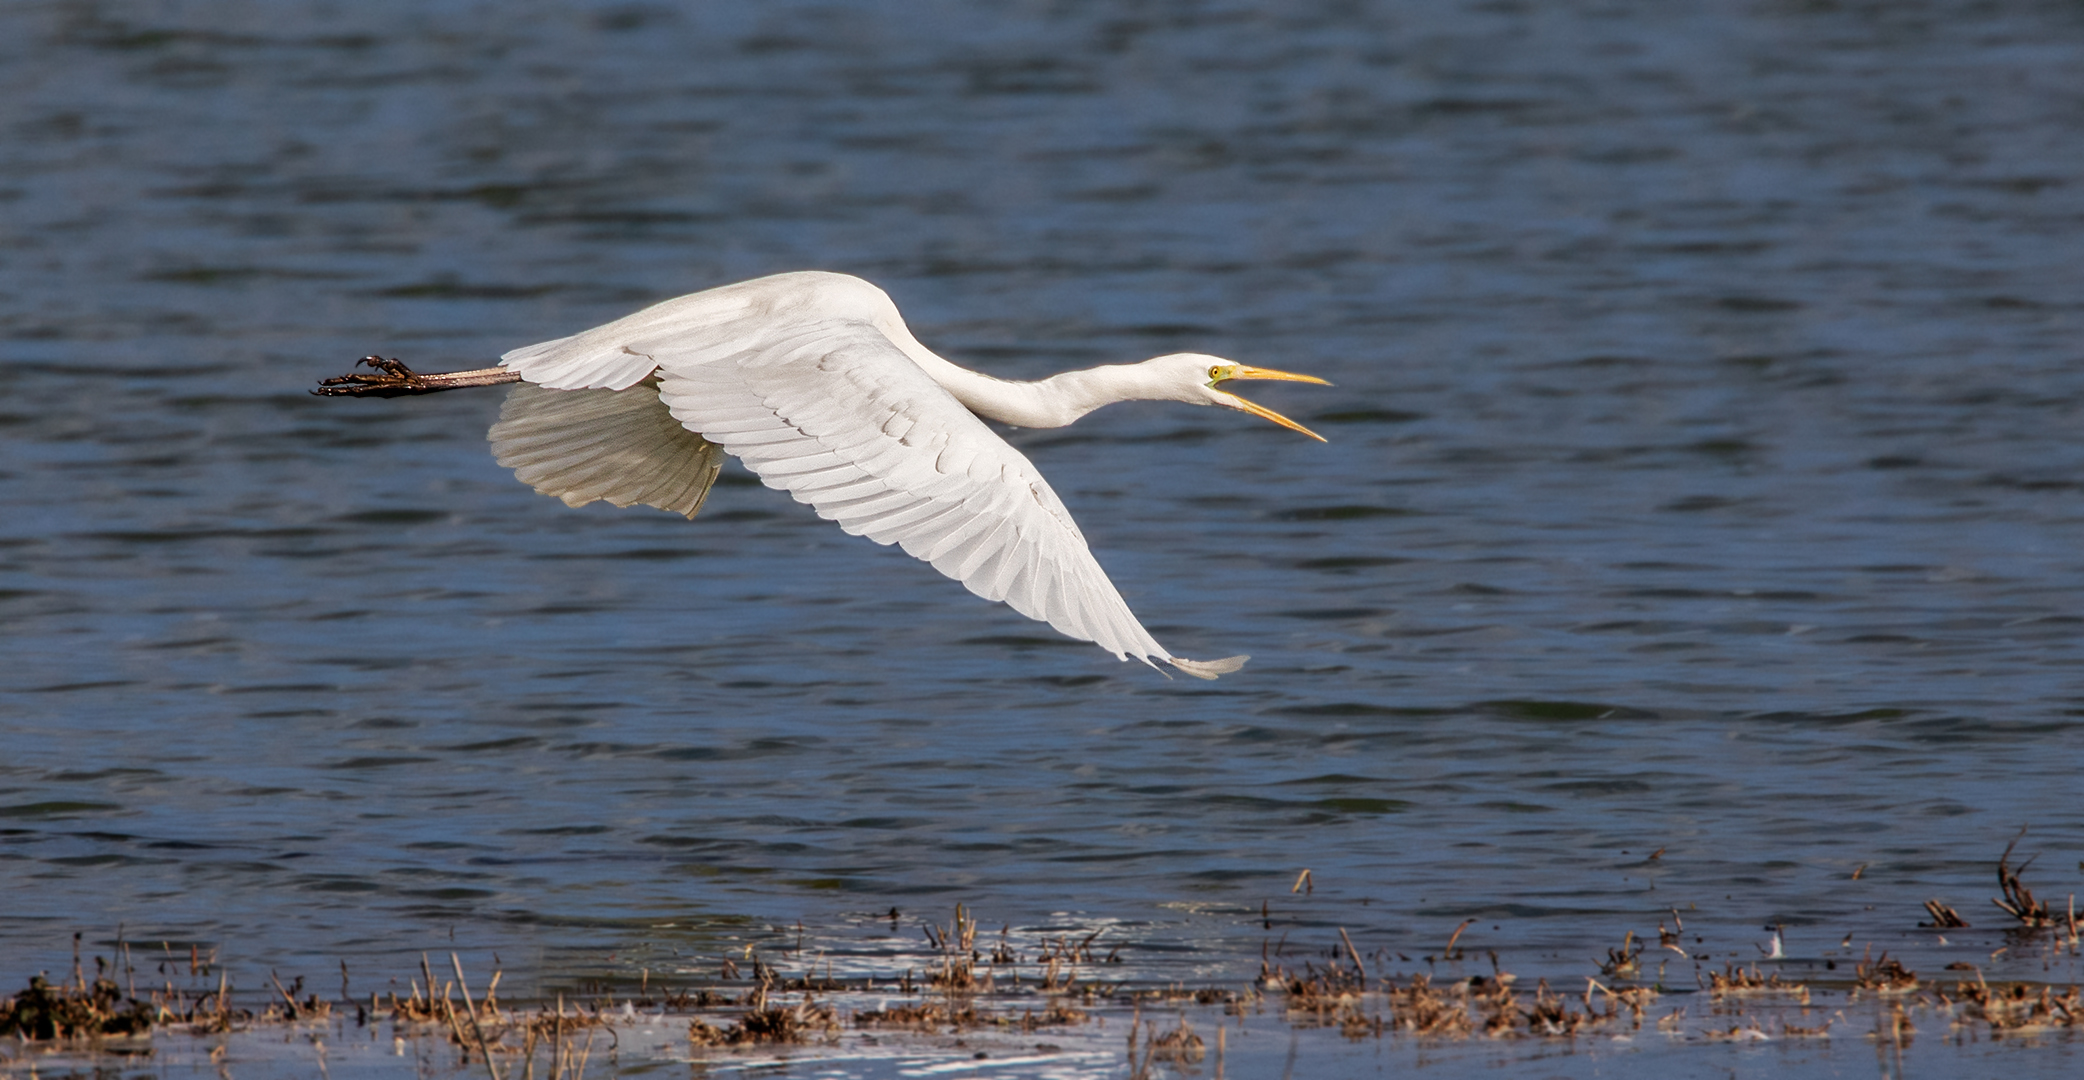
[313, 357, 522, 398]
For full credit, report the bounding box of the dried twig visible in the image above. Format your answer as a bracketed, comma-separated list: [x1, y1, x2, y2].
[450, 954, 503, 1080]
[1922, 899, 1969, 929]
[1336, 928, 1368, 986]
[1442, 919, 1476, 961]
[1992, 829, 2057, 928]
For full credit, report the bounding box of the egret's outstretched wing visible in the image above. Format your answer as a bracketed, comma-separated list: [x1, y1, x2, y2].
[496, 273, 1239, 675]
[655, 323, 1174, 667]
[488, 379, 723, 519]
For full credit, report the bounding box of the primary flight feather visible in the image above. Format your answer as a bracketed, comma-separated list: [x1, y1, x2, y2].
[317, 271, 1329, 679]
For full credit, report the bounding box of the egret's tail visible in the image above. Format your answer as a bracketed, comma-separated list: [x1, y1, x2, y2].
[1167, 654, 1249, 680]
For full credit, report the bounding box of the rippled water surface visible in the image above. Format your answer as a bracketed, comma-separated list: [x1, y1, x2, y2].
[4, 0, 2084, 1073]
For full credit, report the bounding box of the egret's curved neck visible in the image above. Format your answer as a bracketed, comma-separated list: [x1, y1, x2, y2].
[875, 316, 1166, 429]
[942, 362, 1169, 428]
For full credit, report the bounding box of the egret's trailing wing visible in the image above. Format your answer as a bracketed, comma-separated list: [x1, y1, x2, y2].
[489, 378, 725, 519]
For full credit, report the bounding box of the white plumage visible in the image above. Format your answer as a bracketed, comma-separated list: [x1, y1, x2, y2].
[490, 379, 723, 518]
[420, 272, 1327, 678]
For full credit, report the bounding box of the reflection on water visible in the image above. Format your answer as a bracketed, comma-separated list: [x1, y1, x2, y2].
[3, 1, 2082, 1072]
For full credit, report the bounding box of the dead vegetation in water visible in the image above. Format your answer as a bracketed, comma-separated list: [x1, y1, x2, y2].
[378, 954, 624, 1079]
[852, 904, 1108, 1036]
[1853, 947, 1919, 994]
[1384, 975, 1476, 1037]
[1940, 976, 2084, 1033]
[1707, 963, 1810, 1001]
[16, 844, 2084, 1071]
[1922, 899, 1971, 928]
[0, 933, 260, 1041]
[686, 998, 840, 1046]
[0, 973, 155, 1041]
[1598, 929, 1645, 978]
[1924, 830, 2084, 943]
[1256, 940, 1663, 1042]
[1126, 1013, 1206, 1077]
[1990, 829, 2082, 941]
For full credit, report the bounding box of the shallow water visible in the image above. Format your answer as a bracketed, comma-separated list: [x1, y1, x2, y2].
[1, 995, 2073, 1080]
[4, 0, 2084, 1073]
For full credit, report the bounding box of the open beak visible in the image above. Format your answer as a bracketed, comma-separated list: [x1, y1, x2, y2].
[1215, 366, 1333, 442]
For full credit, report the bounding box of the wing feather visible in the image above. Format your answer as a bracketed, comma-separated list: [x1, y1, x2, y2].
[488, 380, 723, 519]
[496, 270, 1242, 675]
[668, 322, 1173, 666]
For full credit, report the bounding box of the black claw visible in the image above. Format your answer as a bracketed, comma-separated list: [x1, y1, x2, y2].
[356, 356, 417, 378]
[313, 356, 429, 397]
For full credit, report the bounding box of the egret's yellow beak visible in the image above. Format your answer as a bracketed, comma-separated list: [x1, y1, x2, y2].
[1213, 365, 1333, 442]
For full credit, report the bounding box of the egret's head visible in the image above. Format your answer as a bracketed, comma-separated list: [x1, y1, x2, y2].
[1150, 353, 1332, 441]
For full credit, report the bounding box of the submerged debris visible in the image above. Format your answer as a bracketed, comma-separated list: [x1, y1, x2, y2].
[1922, 900, 1971, 929]
[1945, 979, 2084, 1032]
[14, 872, 2084, 1074]
[687, 998, 840, 1046]
[1598, 930, 1644, 978]
[0, 936, 258, 1041]
[1384, 974, 1474, 1038]
[0, 973, 155, 1040]
[1854, 948, 1919, 994]
[1708, 963, 1809, 1001]
[853, 998, 985, 1030]
[1993, 830, 2067, 931]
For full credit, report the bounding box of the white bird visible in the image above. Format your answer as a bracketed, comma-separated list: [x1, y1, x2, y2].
[317, 271, 1329, 679]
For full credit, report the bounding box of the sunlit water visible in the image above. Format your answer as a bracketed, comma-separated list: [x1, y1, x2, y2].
[4, 1, 2083, 1074]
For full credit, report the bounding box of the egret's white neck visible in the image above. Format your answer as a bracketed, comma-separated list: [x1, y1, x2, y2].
[876, 319, 1177, 428]
[951, 360, 1183, 428]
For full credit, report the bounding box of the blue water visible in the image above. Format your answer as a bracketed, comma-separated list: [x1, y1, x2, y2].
[4, 1, 2083, 1073]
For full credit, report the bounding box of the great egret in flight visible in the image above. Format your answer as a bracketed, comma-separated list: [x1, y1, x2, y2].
[317, 271, 1328, 679]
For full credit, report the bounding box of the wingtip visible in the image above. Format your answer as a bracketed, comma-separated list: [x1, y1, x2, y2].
[1167, 654, 1249, 680]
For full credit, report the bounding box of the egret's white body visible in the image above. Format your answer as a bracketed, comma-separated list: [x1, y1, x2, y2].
[336, 271, 1328, 678]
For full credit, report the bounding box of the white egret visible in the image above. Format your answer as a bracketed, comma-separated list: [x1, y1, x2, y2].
[317, 271, 1329, 678]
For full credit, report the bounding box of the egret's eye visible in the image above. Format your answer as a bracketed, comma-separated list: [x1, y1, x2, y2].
[1207, 365, 1224, 382]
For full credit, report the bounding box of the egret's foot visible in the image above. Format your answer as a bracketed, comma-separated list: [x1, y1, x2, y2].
[313, 358, 521, 397]
[313, 356, 432, 397]
[358, 355, 417, 379]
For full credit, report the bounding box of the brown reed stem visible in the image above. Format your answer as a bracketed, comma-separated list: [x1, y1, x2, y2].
[451, 953, 503, 1080]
